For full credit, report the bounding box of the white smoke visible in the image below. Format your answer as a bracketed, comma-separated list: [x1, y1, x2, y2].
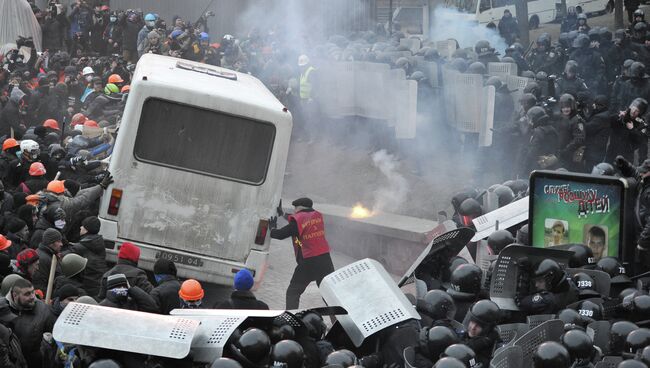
[371, 150, 409, 213]
[429, 6, 508, 55]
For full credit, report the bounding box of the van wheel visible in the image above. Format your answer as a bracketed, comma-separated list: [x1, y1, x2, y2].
[576, 6, 583, 13]
[529, 15, 540, 29]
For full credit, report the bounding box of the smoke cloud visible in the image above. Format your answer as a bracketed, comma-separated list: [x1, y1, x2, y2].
[430, 6, 508, 55]
[371, 150, 409, 213]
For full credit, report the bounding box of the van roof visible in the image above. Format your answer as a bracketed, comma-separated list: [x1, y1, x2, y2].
[132, 54, 285, 113]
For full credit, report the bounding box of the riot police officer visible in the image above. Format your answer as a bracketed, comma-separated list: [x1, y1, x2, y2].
[463, 300, 502, 367]
[555, 93, 586, 171]
[521, 106, 560, 175]
[528, 33, 562, 74]
[518, 259, 579, 314]
[555, 60, 589, 99]
[569, 34, 606, 94]
[533, 342, 571, 368]
[447, 264, 484, 322]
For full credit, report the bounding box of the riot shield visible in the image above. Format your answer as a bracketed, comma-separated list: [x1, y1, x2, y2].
[489, 245, 573, 311]
[587, 320, 611, 355]
[169, 309, 294, 363]
[526, 314, 557, 329]
[354, 62, 391, 120]
[319, 258, 420, 347]
[566, 268, 611, 297]
[451, 73, 484, 133]
[316, 61, 345, 118]
[471, 197, 529, 241]
[400, 38, 422, 54]
[404, 346, 417, 368]
[436, 40, 457, 59]
[398, 227, 476, 287]
[496, 323, 529, 345]
[393, 79, 418, 139]
[479, 85, 496, 147]
[490, 345, 524, 368]
[441, 68, 459, 125]
[476, 240, 497, 288]
[487, 62, 518, 77]
[512, 320, 565, 368]
[505, 75, 530, 110]
[53, 302, 199, 358]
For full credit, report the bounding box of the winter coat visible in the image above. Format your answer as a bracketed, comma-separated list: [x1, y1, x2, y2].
[99, 286, 158, 313]
[0, 89, 26, 140]
[41, 15, 67, 52]
[523, 116, 560, 173]
[18, 177, 48, 195]
[150, 276, 181, 314]
[556, 113, 586, 170]
[5, 295, 55, 368]
[29, 217, 56, 250]
[584, 107, 613, 165]
[121, 20, 141, 52]
[53, 275, 86, 297]
[0, 321, 27, 368]
[97, 260, 154, 300]
[215, 290, 269, 310]
[69, 234, 107, 298]
[32, 245, 61, 293]
[41, 185, 104, 223]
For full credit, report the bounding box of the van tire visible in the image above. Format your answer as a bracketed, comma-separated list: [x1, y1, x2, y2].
[529, 15, 540, 29]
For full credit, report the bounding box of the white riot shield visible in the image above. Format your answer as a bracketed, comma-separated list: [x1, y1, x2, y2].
[442, 68, 459, 126]
[387, 68, 407, 130]
[479, 85, 496, 147]
[354, 62, 391, 120]
[400, 38, 422, 54]
[53, 303, 199, 358]
[316, 61, 342, 118]
[451, 73, 484, 133]
[394, 79, 418, 139]
[168, 309, 285, 363]
[436, 40, 457, 59]
[471, 197, 529, 241]
[506, 75, 530, 108]
[488, 62, 518, 78]
[320, 259, 420, 347]
[337, 62, 357, 117]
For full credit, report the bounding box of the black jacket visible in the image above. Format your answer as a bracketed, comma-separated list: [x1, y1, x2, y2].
[29, 218, 55, 250]
[215, 290, 269, 310]
[32, 245, 61, 293]
[584, 107, 613, 164]
[150, 276, 181, 314]
[99, 286, 158, 313]
[5, 296, 55, 368]
[0, 322, 27, 368]
[69, 234, 107, 298]
[97, 260, 153, 300]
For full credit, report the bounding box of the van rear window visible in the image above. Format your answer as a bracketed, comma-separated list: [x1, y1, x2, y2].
[134, 98, 275, 185]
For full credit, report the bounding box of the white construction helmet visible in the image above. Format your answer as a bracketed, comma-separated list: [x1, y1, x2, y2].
[82, 66, 95, 76]
[298, 54, 310, 67]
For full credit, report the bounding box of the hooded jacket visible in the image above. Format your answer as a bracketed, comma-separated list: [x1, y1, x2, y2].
[70, 234, 107, 297]
[0, 89, 26, 139]
[97, 259, 154, 300]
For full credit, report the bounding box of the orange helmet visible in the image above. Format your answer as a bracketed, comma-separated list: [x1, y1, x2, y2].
[108, 74, 124, 84]
[121, 85, 130, 93]
[84, 120, 99, 128]
[0, 235, 12, 251]
[28, 162, 46, 176]
[71, 113, 86, 127]
[2, 138, 18, 152]
[25, 194, 41, 206]
[47, 180, 65, 194]
[43, 119, 60, 130]
[179, 279, 204, 301]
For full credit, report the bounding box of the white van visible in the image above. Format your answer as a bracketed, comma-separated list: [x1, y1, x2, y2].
[448, 0, 558, 27]
[98, 54, 292, 286]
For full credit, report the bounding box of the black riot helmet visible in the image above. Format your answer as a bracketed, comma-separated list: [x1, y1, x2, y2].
[536, 71, 549, 83]
[564, 60, 579, 79]
[567, 244, 595, 268]
[557, 309, 588, 328]
[434, 357, 466, 368]
[520, 93, 538, 112]
[533, 342, 571, 368]
[609, 321, 639, 355]
[443, 344, 478, 368]
[575, 300, 604, 322]
[237, 328, 271, 364]
[523, 81, 542, 100]
[573, 34, 590, 49]
[559, 93, 577, 111]
[468, 62, 487, 75]
[449, 58, 468, 73]
[426, 326, 460, 360]
[268, 324, 296, 344]
[447, 264, 483, 301]
[503, 179, 528, 197]
[618, 360, 649, 368]
[641, 346, 650, 366]
[300, 311, 326, 340]
[588, 28, 601, 43]
[475, 40, 494, 56]
[537, 33, 552, 49]
[635, 22, 648, 36]
[591, 162, 616, 176]
[527, 106, 549, 126]
[487, 230, 515, 254]
[325, 350, 356, 367]
[450, 256, 469, 274]
[422, 290, 457, 320]
[595, 257, 631, 284]
[633, 295, 650, 318]
[534, 259, 564, 290]
[572, 272, 600, 298]
[88, 361, 121, 368]
[561, 329, 594, 362]
[211, 358, 244, 368]
[615, 29, 629, 44]
[516, 224, 530, 245]
[599, 27, 612, 42]
[577, 13, 588, 24]
[625, 329, 650, 357]
[458, 198, 482, 226]
[270, 340, 304, 368]
[634, 8, 645, 20]
[494, 185, 515, 207]
[468, 300, 501, 330]
[630, 62, 647, 79]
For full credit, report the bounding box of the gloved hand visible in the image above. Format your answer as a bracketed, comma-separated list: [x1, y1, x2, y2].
[269, 216, 277, 230]
[100, 171, 114, 189]
[615, 155, 628, 168]
[276, 199, 284, 217]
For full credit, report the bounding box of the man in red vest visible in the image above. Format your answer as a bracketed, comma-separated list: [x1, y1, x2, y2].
[270, 197, 334, 309]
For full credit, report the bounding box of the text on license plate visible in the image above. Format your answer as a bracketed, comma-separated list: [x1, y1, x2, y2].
[155, 251, 204, 267]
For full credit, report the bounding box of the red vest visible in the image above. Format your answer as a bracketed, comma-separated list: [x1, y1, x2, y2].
[288, 210, 330, 259]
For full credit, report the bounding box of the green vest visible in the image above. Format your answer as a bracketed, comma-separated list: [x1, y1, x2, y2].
[299, 66, 315, 100]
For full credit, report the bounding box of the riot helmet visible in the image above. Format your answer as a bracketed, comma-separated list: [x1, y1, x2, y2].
[575, 300, 603, 322]
[610, 321, 639, 355]
[475, 40, 494, 56]
[564, 60, 579, 79]
[268, 324, 296, 344]
[447, 264, 482, 300]
[301, 311, 326, 340]
[560, 329, 594, 362]
[567, 244, 595, 267]
[630, 62, 647, 79]
[467, 62, 487, 75]
[520, 93, 538, 112]
[630, 98, 649, 118]
[534, 259, 563, 291]
[595, 257, 631, 284]
[559, 93, 577, 114]
[625, 328, 650, 357]
[426, 326, 460, 360]
[577, 13, 588, 25]
[467, 300, 500, 336]
[236, 328, 271, 364]
[422, 290, 457, 321]
[573, 34, 590, 48]
[633, 295, 650, 318]
[527, 106, 549, 126]
[494, 185, 515, 207]
[524, 81, 541, 100]
[634, 8, 645, 22]
[591, 162, 616, 176]
[617, 360, 649, 368]
[537, 33, 552, 50]
[487, 230, 515, 254]
[325, 350, 356, 367]
[533, 342, 571, 368]
[486, 76, 504, 90]
[557, 308, 588, 328]
[211, 358, 243, 368]
[434, 357, 466, 368]
[458, 198, 482, 226]
[270, 340, 304, 368]
[442, 344, 478, 368]
[449, 58, 468, 73]
[572, 272, 600, 298]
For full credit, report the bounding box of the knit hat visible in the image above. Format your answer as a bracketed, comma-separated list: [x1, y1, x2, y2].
[234, 269, 254, 291]
[106, 273, 129, 290]
[16, 249, 39, 273]
[6, 218, 27, 234]
[0, 253, 12, 277]
[64, 180, 81, 197]
[81, 216, 101, 235]
[42, 228, 62, 246]
[55, 284, 80, 300]
[118, 242, 140, 263]
[153, 258, 177, 276]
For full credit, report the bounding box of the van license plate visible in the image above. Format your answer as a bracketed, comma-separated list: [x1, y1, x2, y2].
[155, 251, 204, 267]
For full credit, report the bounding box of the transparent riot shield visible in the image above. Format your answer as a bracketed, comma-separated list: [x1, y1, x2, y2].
[512, 320, 565, 368]
[488, 62, 518, 78]
[490, 345, 524, 368]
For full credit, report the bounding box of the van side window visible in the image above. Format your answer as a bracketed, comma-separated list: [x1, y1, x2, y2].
[133, 98, 275, 185]
[479, 0, 492, 12]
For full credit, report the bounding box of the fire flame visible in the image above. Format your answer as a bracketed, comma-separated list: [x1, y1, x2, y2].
[350, 203, 373, 219]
